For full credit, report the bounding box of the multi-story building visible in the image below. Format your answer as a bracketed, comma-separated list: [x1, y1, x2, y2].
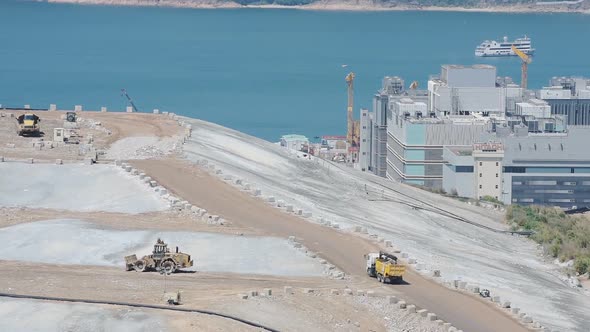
[386, 98, 489, 189]
[359, 76, 428, 177]
[540, 77, 590, 126]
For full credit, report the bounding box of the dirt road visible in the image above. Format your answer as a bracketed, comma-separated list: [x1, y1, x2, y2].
[133, 158, 528, 332]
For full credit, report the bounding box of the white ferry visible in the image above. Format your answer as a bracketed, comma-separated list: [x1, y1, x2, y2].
[475, 36, 534, 57]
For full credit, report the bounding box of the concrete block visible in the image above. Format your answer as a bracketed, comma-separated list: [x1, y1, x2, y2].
[131, 168, 139, 175]
[139, 173, 146, 179]
[49, 104, 57, 111]
[234, 178, 242, 185]
[253, 189, 261, 196]
[237, 294, 248, 300]
[162, 111, 169, 115]
[443, 322, 452, 329]
[406, 304, 416, 313]
[385, 240, 392, 247]
[502, 301, 511, 308]
[511, 307, 520, 315]
[262, 288, 272, 296]
[150, 181, 157, 187]
[303, 212, 312, 218]
[416, 264, 425, 271]
[344, 288, 353, 295]
[407, 258, 416, 264]
[283, 286, 293, 294]
[458, 281, 467, 289]
[397, 301, 407, 309]
[435, 320, 444, 326]
[6, 143, 15, 148]
[126, 106, 133, 113]
[470, 286, 480, 293]
[361, 227, 368, 234]
[285, 205, 293, 212]
[417, 309, 428, 317]
[223, 175, 233, 181]
[330, 289, 339, 295]
[160, 189, 168, 196]
[386, 296, 398, 304]
[296, 209, 303, 215]
[331, 223, 339, 229]
[74, 105, 82, 111]
[191, 206, 200, 213]
[433, 270, 441, 277]
[356, 290, 365, 296]
[100, 106, 107, 112]
[24, 104, 31, 109]
[533, 322, 541, 329]
[144, 176, 152, 183]
[125, 165, 132, 172]
[243, 183, 251, 190]
[153, 109, 160, 114]
[401, 253, 409, 258]
[84, 158, 93, 165]
[353, 226, 362, 232]
[366, 290, 376, 297]
[184, 203, 192, 211]
[276, 200, 284, 207]
[29, 158, 34, 164]
[448, 328, 457, 332]
[522, 316, 533, 324]
[248, 290, 258, 297]
[319, 259, 327, 264]
[302, 288, 314, 294]
[293, 242, 302, 248]
[215, 169, 222, 174]
[492, 296, 500, 303]
[427, 313, 437, 321]
[453, 279, 459, 288]
[288, 236, 295, 242]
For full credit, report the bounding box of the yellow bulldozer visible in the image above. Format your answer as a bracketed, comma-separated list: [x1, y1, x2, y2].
[125, 238, 193, 274]
[16, 113, 41, 136]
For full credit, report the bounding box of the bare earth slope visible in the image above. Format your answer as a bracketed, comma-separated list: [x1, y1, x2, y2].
[174, 117, 590, 332]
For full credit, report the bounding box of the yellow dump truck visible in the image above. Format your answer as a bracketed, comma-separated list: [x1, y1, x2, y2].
[366, 251, 406, 284]
[16, 113, 41, 136]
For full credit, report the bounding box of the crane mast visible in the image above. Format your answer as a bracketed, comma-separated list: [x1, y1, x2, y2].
[511, 45, 532, 90]
[346, 72, 355, 147]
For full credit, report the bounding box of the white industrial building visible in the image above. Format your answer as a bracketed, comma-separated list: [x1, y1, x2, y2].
[515, 99, 551, 118]
[428, 65, 507, 117]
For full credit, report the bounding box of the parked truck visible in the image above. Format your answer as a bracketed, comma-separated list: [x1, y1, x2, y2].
[16, 113, 41, 136]
[366, 251, 406, 284]
[125, 238, 193, 274]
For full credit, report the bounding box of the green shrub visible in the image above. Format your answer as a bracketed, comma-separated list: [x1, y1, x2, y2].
[574, 256, 590, 275]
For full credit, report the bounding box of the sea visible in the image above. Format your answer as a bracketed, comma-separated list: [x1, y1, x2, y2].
[1, 0, 589, 141]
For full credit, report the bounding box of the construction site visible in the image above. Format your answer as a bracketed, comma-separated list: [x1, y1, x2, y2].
[0, 103, 588, 332]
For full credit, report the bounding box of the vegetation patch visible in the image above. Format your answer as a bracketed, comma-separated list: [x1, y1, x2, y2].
[506, 205, 590, 275]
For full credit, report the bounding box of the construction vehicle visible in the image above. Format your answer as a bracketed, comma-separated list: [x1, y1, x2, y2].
[125, 238, 193, 274]
[16, 113, 41, 136]
[409, 81, 419, 90]
[511, 44, 532, 90]
[365, 251, 406, 284]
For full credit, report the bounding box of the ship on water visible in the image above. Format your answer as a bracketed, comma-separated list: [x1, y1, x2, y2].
[475, 36, 534, 57]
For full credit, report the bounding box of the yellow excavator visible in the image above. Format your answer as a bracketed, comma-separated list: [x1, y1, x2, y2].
[511, 45, 532, 90]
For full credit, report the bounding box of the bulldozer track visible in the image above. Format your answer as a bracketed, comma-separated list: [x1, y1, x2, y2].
[0, 292, 280, 332]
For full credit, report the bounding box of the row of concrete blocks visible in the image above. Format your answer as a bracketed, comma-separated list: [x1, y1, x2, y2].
[449, 281, 548, 331]
[0, 157, 84, 166]
[287, 236, 345, 279]
[237, 288, 273, 300]
[382, 295, 460, 332]
[39, 104, 161, 113]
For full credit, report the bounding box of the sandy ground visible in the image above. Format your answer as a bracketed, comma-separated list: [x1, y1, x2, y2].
[0, 219, 326, 276]
[176, 117, 590, 332]
[0, 110, 182, 161]
[0, 163, 169, 213]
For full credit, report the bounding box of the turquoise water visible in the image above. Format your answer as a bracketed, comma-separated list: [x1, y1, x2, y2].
[1, 1, 589, 140]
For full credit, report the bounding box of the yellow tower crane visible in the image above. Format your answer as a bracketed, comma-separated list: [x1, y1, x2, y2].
[345, 72, 359, 148]
[511, 45, 532, 90]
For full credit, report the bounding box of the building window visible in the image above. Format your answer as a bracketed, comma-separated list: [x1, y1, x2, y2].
[495, 185, 498, 189]
[495, 196, 498, 200]
[496, 173, 498, 177]
[455, 166, 474, 173]
[363, 126, 366, 129]
[362, 139, 366, 142]
[362, 152, 366, 155]
[479, 162, 482, 166]
[479, 173, 482, 177]
[479, 185, 482, 189]
[496, 162, 499, 166]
